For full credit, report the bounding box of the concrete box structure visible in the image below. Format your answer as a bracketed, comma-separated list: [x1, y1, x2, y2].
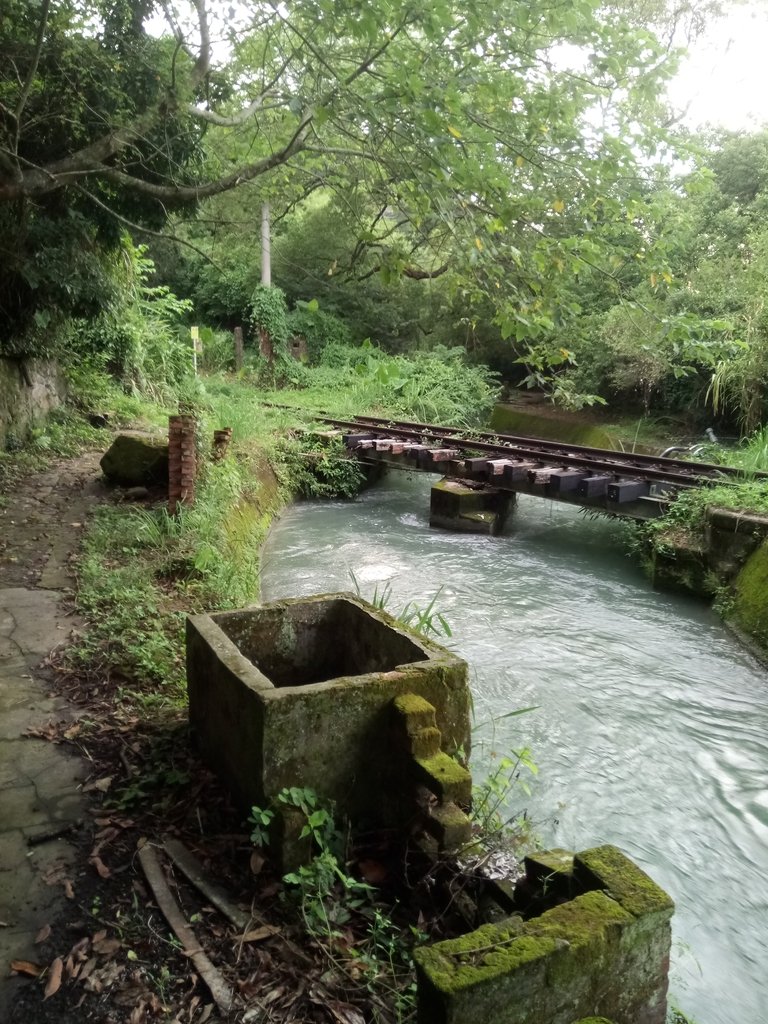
[186, 594, 470, 822]
[415, 845, 674, 1024]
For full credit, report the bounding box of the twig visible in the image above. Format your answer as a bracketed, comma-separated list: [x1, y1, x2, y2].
[27, 819, 82, 846]
[138, 843, 235, 1013]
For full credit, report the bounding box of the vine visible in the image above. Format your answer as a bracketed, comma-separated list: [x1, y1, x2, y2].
[249, 285, 290, 351]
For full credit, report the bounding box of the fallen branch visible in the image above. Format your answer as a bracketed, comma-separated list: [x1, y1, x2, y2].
[163, 838, 313, 965]
[137, 842, 235, 1014]
[27, 820, 82, 846]
[163, 838, 249, 930]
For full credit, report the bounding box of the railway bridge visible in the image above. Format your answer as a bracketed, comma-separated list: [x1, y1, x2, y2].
[308, 412, 758, 534]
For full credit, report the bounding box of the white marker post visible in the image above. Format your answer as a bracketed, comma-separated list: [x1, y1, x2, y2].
[190, 325, 201, 374]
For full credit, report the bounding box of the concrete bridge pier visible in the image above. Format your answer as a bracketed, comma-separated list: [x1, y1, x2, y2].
[429, 478, 514, 536]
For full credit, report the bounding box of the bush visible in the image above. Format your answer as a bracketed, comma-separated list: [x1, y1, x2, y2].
[286, 304, 352, 363]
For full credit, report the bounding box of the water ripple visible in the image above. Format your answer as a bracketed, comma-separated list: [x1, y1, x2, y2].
[262, 473, 768, 1024]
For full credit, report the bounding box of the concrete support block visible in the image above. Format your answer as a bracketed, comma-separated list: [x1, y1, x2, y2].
[415, 844, 674, 1024]
[186, 594, 470, 826]
[422, 800, 472, 848]
[430, 478, 514, 536]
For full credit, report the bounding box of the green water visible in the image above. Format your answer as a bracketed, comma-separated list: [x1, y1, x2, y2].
[262, 472, 768, 1024]
[490, 404, 619, 449]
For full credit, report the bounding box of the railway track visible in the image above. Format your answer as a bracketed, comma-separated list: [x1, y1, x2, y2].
[302, 411, 759, 489]
[264, 403, 764, 516]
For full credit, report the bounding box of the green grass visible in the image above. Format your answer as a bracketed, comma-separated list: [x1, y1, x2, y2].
[65, 350, 497, 708]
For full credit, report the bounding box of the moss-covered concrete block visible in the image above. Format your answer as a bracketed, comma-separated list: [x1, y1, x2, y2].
[413, 751, 472, 807]
[422, 800, 472, 849]
[650, 528, 710, 596]
[186, 594, 470, 825]
[415, 845, 674, 1024]
[430, 478, 513, 536]
[574, 845, 674, 920]
[392, 693, 442, 757]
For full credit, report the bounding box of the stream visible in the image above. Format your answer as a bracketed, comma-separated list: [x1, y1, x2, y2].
[261, 470, 768, 1024]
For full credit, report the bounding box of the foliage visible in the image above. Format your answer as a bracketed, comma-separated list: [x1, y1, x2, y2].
[249, 285, 290, 351]
[0, 0, 203, 338]
[274, 435, 366, 500]
[65, 242, 194, 401]
[352, 574, 453, 641]
[471, 743, 539, 840]
[286, 303, 351, 363]
[249, 786, 419, 1022]
[198, 326, 236, 374]
[73, 505, 187, 700]
[311, 342, 500, 426]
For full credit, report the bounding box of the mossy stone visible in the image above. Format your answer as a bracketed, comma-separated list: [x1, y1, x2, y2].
[414, 751, 472, 805]
[100, 433, 169, 486]
[730, 537, 768, 651]
[574, 845, 674, 919]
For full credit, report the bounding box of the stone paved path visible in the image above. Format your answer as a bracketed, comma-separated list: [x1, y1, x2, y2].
[0, 452, 104, 1013]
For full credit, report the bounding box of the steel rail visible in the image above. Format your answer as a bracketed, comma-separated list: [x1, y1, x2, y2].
[312, 415, 744, 488]
[261, 401, 764, 486]
[342, 413, 765, 482]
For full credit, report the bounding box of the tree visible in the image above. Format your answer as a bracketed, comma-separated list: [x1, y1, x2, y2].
[1, 0, 683, 349]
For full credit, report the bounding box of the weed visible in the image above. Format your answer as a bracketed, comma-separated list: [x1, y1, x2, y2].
[249, 787, 419, 1022]
[350, 572, 452, 640]
[274, 434, 365, 499]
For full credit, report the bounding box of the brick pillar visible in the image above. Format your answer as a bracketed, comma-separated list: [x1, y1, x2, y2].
[168, 414, 197, 514]
[212, 427, 233, 462]
[233, 326, 244, 371]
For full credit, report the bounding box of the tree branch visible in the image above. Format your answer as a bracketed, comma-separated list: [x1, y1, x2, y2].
[97, 105, 312, 201]
[74, 185, 223, 270]
[13, 0, 51, 160]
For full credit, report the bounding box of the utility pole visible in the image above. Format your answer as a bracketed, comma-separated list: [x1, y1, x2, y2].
[261, 202, 271, 286]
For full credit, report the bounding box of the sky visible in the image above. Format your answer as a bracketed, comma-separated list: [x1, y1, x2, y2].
[669, 2, 768, 130]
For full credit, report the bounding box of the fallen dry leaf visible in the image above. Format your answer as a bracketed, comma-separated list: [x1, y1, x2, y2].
[63, 879, 75, 899]
[89, 855, 111, 879]
[63, 723, 81, 740]
[238, 925, 280, 944]
[24, 722, 61, 743]
[69, 936, 90, 961]
[10, 959, 42, 977]
[83, 959, 122, 993]
[42, 863, 68, 886]
[92, 936, 121, 957]
[43, 956, 63, 999]
[83, 775, 113, 794]
[249, 849, 265, 875]
[327, 1002, 366, 1024]
[78, 957, 98, 983]
[34, 923, 52, 944]
[94, 825, 120, 845]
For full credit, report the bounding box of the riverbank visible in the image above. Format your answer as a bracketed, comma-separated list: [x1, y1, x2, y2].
[2, 369, 737, 1023]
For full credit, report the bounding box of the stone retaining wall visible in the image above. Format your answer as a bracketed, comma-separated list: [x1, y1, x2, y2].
[0, 357, 66, 448]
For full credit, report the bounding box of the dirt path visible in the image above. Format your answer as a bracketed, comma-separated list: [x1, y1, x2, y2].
[0, 452, 104, 1013]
